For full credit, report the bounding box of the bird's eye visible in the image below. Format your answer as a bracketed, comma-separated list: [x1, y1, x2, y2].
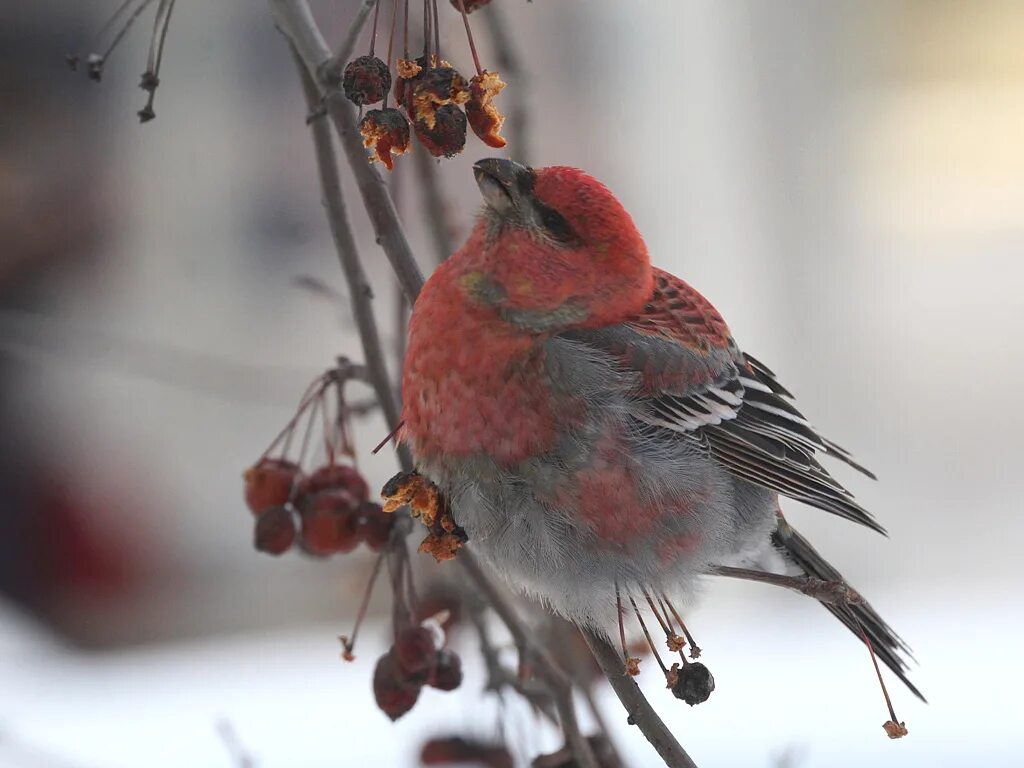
[538, 206, 575, 242]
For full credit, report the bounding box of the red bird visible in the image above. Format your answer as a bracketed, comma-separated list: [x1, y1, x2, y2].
[401, 158, 919, 698]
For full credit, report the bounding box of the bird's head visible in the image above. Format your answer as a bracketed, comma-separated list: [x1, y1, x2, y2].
[455, 158, 652, 331]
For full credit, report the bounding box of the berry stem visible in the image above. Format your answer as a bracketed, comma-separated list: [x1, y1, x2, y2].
[264, 374, 328, 461]
[383, 0, 399, 109]
[369, 0, 382, 56]
[615, 583, 629, 664]
[629, 594, 668, 675]
[99, 0, 158, 62]
[431, 0, 441, 63]
[342, 550, 387, 660]
[403, 0, 410, 58]
[452, 0, 483, 76]
[855, 615, 900, 724]
[661, 594, 701, 661]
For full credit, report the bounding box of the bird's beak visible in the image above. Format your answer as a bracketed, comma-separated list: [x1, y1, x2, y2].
[473, 158, 533, 219]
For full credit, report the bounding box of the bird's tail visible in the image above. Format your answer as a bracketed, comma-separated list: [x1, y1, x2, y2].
[772, 515, 925, 702]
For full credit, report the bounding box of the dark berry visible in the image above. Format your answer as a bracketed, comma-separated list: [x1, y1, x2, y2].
[670, 662, 715, 706]
[244, 458, 302, 514]
[373, 650, 422, 721]
[342, 55, 391, 106]
[414, 104, 467, 158]
[356, 502, 395, 551]
[394, 626, 437, 675]
[254, 506, 296, 555]
[428, 649, 463, 691]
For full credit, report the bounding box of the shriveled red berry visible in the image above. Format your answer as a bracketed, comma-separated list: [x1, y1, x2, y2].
[356, 501, 395, 551]
[342, 55, 391, 106]
[428, 649, 463, 691]
[421, 738, 512, 768]
[373, 650, 422, 721]
[360, 108, 411, 170]
[254, 506, 296, 555]
[299, 489, 360, 555]
[300, 464, 369, 503]
[466, 70, 507, 148]
[243, 458, 301, 514]
[448, 0, 493, 13]
[414, 104, 467, 158]
[394, 626, 437, 675]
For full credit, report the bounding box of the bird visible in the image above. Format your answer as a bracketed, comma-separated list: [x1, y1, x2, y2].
[397, 157, 919, 700]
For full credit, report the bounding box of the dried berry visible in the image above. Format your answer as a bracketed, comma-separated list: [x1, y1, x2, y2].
[394, 626, 438, 675]
[411, 67, 469, 127]
[883, 720, 909, 739]
[356, 501, 395, 552]
[669, 662, 715, 706]
[342, 55, 391, 106]
[299, 489, 360, 555]
[448, 0, 494, 12]
[300, 463, 369, 503]
[414, 103, 468, 158]
[254, 506, 296, 555]
[466, 70, 507, 148]
[393, 56, 426, 110]
[244, 458, 301, 514]
[373, 650, 422, 721]
[359, 108, 411, 170]
[429, 649, 463, 691]
[421, 737, 512, 768]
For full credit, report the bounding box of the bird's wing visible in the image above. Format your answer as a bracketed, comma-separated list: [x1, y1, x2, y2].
[561, 268, 883, 534]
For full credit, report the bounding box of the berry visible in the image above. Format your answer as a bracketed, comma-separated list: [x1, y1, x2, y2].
[360, 108, 411, 170]
[342, 55, 391, 106]
[254, 506, 296, 555]
[243, 458, 301, 514]
[299, 489, 360, 555]
[428, 649, 463, 691]
[300, 464, 369, 503]
[356, 502, 395, 552]
[373, 650, 422, 721]
[414, 104, 467, 158]
[670, 662, 715, 706]
[466, 71, 507, 149]
[394, 626, 437, 675]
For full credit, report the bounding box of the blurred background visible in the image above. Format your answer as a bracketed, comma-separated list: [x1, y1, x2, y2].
[1, 0, 1022, 765]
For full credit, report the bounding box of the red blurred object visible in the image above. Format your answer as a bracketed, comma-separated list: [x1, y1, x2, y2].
[243, 458, 301, 514]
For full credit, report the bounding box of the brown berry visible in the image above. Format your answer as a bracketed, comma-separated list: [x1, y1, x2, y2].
[254, 506, 296, 555]
[244, 458, 301, 514]
[670, 662, 715, 706]
[373, 650, 422, 721]
[360, 108, 411, 170]
[300, 464, 369, 503]
[342, 55, 391, 106]
[394, 626, 437, 675]
[428, 649, 463, 691]
[356, 501, 395, 552]
[414, 104, 467, 158]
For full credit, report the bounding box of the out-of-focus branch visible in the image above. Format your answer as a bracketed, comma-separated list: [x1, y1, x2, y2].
[295, 47, 411, 470]
[583, 631, 699, 768]
[412, 143, 456, 263]
[270, 0, 425, 302]
[481, 0, 530, 164]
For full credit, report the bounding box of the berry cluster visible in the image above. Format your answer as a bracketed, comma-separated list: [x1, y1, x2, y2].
[242, 365, 394, 559]
[245, 458, 394, 557]
[373, 625, 464, 720]
[341, 0, 508, 169]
